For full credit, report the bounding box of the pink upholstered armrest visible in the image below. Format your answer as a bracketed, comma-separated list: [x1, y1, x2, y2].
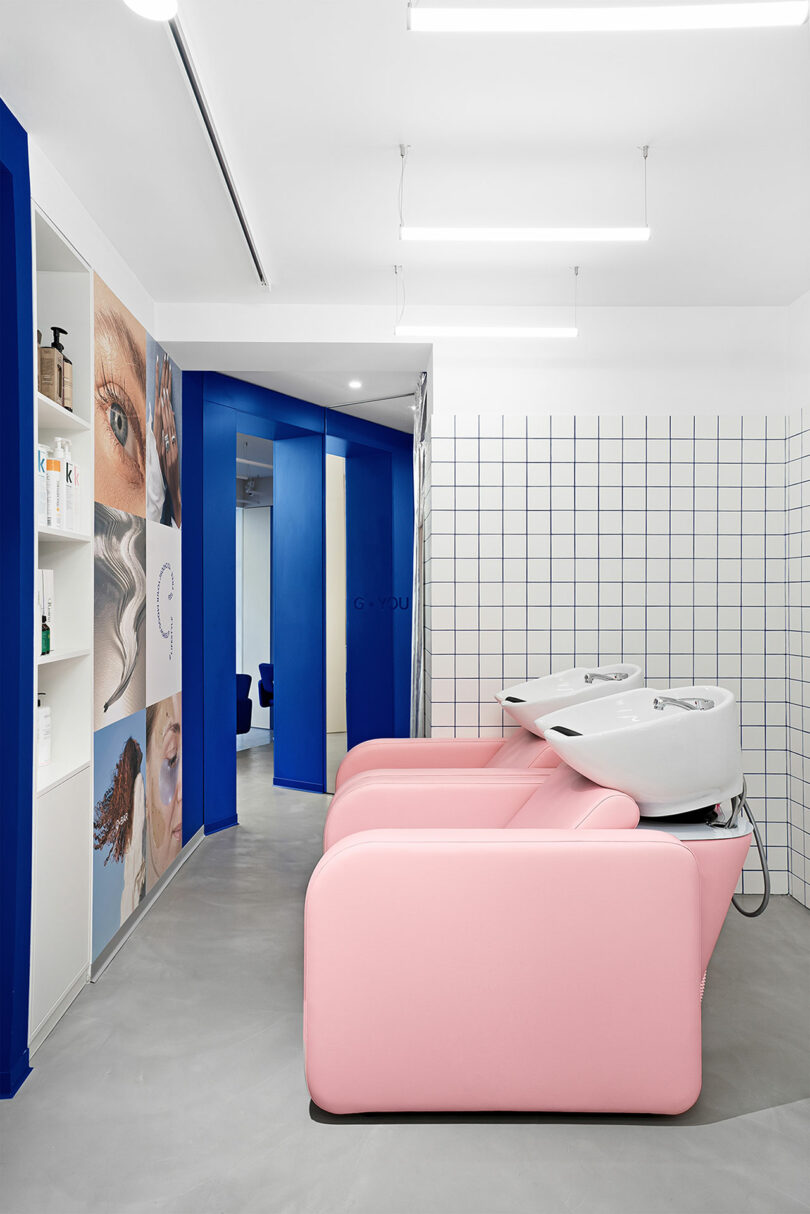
[335, 738, 504, 789]
[324, 769, 555, 852]
[304, 829, 703, 1116]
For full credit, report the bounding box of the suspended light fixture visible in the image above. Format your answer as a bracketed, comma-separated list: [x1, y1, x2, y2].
[407, 2, 808, 32]
[400, 227, 649, 243]
[123, 0, 178, 19]
[396, 324, 578, 338]
[397, 145, 652, 243]
[393, 265, 581, 340]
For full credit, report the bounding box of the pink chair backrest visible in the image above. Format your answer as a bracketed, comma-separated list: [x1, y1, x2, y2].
[485, 728, 559, 770]
[506, 761, 639, 830]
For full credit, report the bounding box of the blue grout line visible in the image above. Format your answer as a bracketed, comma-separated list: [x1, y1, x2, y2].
[422, 413, 807, 899]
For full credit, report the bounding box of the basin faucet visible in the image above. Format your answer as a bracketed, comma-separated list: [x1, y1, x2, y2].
[584, 671, 630, 684]
[652, 695, 714, 712]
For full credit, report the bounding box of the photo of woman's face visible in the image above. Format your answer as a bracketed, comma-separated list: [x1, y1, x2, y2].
[94, 275, 147, 518]
[145, 693, 182, 890]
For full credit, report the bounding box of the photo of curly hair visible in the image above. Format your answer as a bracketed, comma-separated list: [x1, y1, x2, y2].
[93, 736, 143, 865]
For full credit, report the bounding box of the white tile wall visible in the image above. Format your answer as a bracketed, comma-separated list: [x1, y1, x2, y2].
[786, 410, 810, 909]
[424, 413, 788, 896]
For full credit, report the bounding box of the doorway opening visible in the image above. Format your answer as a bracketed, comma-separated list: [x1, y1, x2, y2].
[236, 433, 273, 755]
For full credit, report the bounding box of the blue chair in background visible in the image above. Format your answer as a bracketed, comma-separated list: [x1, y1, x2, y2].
[258, 663, 274, 709]
[237, 674, 253, 735]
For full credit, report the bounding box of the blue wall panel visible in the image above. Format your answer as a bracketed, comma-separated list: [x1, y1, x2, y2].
[186, 376, 413, 831]
[345, 450, 395, 748]
[202, 396, 238, 833]
[272, 433, 326, 791]
[0, 97, 34, 1098]
[391, 445, 414, 738]
[327, 413, 413, 745]
[181, 373, 204, 842]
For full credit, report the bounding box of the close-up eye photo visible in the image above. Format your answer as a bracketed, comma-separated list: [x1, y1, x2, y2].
[2, 2, 810, 1212]
[93, 274, 147, 519]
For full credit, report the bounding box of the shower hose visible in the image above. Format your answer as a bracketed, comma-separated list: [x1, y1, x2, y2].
[731, 778, 771, 918]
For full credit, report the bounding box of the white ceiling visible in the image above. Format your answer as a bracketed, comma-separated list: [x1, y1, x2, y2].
[164, 340, 427, 430]
[1, 0, 809, 413]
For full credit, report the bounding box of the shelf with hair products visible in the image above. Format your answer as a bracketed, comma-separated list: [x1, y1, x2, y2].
[30, 207, 95, 1055]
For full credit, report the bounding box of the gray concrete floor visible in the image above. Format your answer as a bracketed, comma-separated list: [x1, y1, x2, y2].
[2, 738, 810, 1214]
[236, 726, 273, 753]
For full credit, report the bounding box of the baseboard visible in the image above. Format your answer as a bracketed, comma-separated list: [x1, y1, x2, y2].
[204, 816, 238, 836]
[91, 826, 205, 982]
[0, 1052, 31, 1100]
[273, 776, 325, 793]
[28, 967, 87, 1058]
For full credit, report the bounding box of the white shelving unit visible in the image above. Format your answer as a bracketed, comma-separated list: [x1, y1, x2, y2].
[30, 209, 94, 1054]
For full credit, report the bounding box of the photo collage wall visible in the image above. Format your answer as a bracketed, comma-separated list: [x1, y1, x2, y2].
[92, 275, 183, 961]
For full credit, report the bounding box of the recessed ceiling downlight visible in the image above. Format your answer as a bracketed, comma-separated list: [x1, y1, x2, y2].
[348, 379, 363, 390]
[123, 0, 178, 20]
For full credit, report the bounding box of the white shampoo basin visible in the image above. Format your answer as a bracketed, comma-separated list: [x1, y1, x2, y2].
[536, 684, 744, 817]
[495, 663, 643, 736]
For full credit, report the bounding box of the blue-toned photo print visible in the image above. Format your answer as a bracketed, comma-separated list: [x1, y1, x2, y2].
[92, 711, 147, 961]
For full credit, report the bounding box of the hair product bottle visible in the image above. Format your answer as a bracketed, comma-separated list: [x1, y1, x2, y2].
[52, 438, 68, 529]
[63, 439, 75, 532]
[46, 451, 62, 528]
[36, 693, 51, 767]
[41, 568, 54, 652]
[38, 327, 65, 406]
[36, 444, 49, 527]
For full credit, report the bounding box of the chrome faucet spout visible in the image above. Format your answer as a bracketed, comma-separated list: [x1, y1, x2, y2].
[652, 695, 714, 712]
[584, 671, 630, 685]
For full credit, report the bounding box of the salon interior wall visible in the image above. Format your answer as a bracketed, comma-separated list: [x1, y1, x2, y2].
[423, 306, 807, 900]
[236, 505, 272, 729]
[326, 454, 347, 734]
[28, 143, 192, 968]
[786, 290, 810, 910]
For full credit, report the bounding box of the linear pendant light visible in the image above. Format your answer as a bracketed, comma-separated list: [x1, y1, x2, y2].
[395, 324, 578, 338]
[400, 226, 650, 243]
[396, 145, 652, 244]
[407, 2, 809, 32]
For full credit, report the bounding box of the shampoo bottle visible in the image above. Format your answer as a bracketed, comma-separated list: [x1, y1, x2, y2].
[38, 327, 64, 406]
[46, 452, 62, 528]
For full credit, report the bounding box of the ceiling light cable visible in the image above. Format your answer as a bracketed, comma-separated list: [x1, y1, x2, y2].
[394, 264, 406, 332]
[640, 144, 650, 226]
[398, 143, 651, 242]
[398, 145, 411, 230]
[573, 265, 580, 329]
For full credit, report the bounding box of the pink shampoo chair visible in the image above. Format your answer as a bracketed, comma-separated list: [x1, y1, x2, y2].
[334, 727, 559, 792]
[324, 757, 636, 852]
[306, 764, 750, 1115]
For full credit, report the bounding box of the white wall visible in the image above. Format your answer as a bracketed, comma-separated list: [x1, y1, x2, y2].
[29, 141, 155, 333]
[326, 455, 347, 733]
[430, 306, 789, 419]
